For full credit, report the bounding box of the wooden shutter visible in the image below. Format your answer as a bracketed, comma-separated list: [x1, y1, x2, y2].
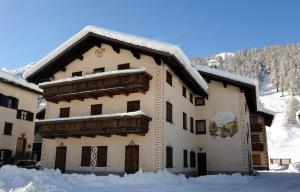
[183, 150, 188, 168]
[183, 112, 187, 130]
[252, 154, 261, 165]
[190, 117, 194, 133]
[91, 104, 102, 115]
[182, 86, 186, 97]
[190, 151, 196, 167]
[60, 108, 70, 118]
[166, 146, 173, 168]
[16, 110, 22, 119]
[118, 63, 130, 70]
[96, 146, 107, 167]
[3, 122, 13, 135]
[81, 146, 91, 167]
[189, 93, 193, 103]
[127, 101, 140, 112]
[11, 97, 19, 109]
[166, 71, 172, 85]
[26, 112, 34, 121]
[166, 102, 172, 123]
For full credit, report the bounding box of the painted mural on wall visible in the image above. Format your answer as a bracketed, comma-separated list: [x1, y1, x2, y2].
[209, 111, 238, 138]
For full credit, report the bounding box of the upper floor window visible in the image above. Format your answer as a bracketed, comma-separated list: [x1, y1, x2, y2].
[93, 67, 105, 73]
[72, 71, 82, 77]
[166, 101, 173, 123]
[59, 107, 70, 118]
[195, 96, 205, 106]
[3, 122, 13, 135]
[91, 104, 102, 115]
[196, 120, 206, 134]
[16, 110, 34, 121]
[189, 93, 193, 104]
[251, 135, 260, 142]
[182, 86, 186, 98]
[190, 117, 194, 133]
[118, 63, 130, 70]
[183, 112, 187, 130]
[166, 71, 172, 86]
[250, 115, 258, 124]
[0, 94, 18, 109]
[127, 100, 140, 112]
[166, 146, 173, 168]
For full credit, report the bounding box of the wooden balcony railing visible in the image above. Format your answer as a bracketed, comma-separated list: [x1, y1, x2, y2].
[40, 70, 152, 103]
[250, 123, 263, 132]
[36, 113, 152, 138]
[252, 142, 264, 151]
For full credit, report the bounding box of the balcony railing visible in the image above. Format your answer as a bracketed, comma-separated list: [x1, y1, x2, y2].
[252, 142, 264, 151]
[250, 123, 263, 132]
[39, 70, 152, 103]
[36, 112, 152, 138]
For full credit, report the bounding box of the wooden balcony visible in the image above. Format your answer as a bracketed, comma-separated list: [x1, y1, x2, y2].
[250, 123, 263, 132]
[36, 113, 152, 138]
[40, 70, 152, 103]
[252, 142, 264, 151]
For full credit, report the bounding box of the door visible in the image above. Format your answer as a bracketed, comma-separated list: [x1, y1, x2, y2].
[16, 138, 26, 159]
[197, 153, 207, 176]
[55, 146, 67, 173]
[125, 145, 139, 174]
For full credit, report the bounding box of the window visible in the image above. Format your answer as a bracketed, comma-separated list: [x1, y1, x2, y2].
[183, 150, 188, 168]
[93, 67, 105, 73]
[118, 63, 130, 70]
[189, 93, 193, 103]
[182, 86, 186, 98]
[91, 104, 102, 115]
[0, 94, 18, 109]
[3, 122, 12, 135]
[166, 71, 172, 86]
[195, 97, 205, 106]
[183, 112, 187, 130]
[190, 117, 194, 133]
[166, 102, 173, 123]
[81, 146, 91, 167]
[166, 146, 173, 168]
[250, 115, 258, 124]
[16, 110, 34, 121]
[196, 120, 206, 134]
[97, 146, 108, 167]
[72, 71, 82, 77]
[59, 108, 70, 118]
[251, 135, 260, 142]
[190, 151, 196, 167]
[127, 100, 140, 112]
[252, 154, 261, 165]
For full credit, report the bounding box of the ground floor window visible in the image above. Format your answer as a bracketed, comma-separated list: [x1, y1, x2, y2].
[81, 146, 108, 167]
[97, 146, 107, 167]
[81, 146, 91, 167]
[166, 146, 173, 168]
[183, 150, 188, 168]
[190, 151, 196, 167]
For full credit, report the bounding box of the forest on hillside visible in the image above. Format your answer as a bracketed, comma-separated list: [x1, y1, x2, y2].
[191, 44, 300, 97]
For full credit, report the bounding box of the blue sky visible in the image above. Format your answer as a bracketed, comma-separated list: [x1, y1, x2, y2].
[0, 0, 300, 69]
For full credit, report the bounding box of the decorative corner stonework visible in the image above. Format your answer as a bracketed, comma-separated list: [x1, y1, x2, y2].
[154, 65, 164, 170]
[239, 93, 249, 170]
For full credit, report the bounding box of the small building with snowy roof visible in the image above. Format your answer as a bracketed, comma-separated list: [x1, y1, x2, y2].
[23, 26, 262, 176]
[0, 69, 42, 162]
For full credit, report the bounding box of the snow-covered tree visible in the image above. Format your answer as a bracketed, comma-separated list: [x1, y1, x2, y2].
[285, 96, 300, 127]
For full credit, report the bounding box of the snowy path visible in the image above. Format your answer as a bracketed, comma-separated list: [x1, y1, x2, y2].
[0, 166, 299, 192]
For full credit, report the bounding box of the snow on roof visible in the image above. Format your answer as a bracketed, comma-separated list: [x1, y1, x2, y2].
[258, 107, 275, 116]
[39, 68, 147, 86]
[35, 110, 146, 123]
[23, 25, 208, 92]
[0, 69, 42, 93]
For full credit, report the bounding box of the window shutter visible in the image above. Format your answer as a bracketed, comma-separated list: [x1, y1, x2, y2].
[96, 146, 107, 167]
[91, 104, 102, 115]
[27, 112, 34, 121]
[190, 117, 194, 133]
[183, 150, 188, 168]
[127, 101, 140, 112]
[183, 112, 187, 130]
[81, 146, 91, 167]
[0, 94, 3, 106]
[190, 151, 196, 167]
[11, 97, 19, 109]
[16, 110, 22, 119]
[166, 102, 172, 123]
[166, 146, 173, 168]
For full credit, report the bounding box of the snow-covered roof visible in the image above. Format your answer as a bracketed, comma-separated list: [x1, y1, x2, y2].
[39, 68, 148, 86]
[23, 25, 208, 93]
[258, 108, 275, 116]
[0, 69, 42, 93]
[35, 110, 147, 123]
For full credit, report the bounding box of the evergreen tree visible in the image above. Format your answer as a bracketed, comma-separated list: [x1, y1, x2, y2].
[285, 96, 300, 127]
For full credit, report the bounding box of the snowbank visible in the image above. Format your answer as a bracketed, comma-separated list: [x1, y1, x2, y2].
[0, 166, 299, 192]
[0, 69, 42, 93]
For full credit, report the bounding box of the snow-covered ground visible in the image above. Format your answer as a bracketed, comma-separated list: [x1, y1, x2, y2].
[259, 74, 300, 163]
[0, 165, 299, 192]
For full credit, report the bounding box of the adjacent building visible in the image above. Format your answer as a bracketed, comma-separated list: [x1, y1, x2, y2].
[23, 26, 270, 175]
[0, 70, 42, 162]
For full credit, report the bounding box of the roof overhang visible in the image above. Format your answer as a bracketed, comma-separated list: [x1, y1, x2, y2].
[257, 110, 274, 126]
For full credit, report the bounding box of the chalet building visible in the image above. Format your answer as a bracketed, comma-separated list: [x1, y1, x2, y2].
[250, 110, 274, 170]
[0, 70, 42, 162]
[24, 26, 261, 176]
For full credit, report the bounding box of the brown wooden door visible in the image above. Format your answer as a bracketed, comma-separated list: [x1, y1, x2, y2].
[125, 145, 139, 174]
[16, 138, 26, 159]
[55, 146, 67, 173]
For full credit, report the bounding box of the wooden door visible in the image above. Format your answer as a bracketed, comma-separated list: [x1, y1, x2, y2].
[125, 145, 139, 174]
[55, 146, 67, 173]
[16, 138, 26, 159]
[197, 153, 207, 176]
